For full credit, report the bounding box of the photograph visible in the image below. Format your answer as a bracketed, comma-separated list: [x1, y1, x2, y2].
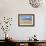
[18, 14, 35, 26]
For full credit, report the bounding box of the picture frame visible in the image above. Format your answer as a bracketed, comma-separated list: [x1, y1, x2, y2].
[18, 14, 35, 26]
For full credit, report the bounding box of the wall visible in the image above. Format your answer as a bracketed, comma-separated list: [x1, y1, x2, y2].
[0, 0, 46, 40]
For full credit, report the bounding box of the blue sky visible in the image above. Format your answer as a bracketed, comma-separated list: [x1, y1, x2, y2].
[20, 16, 32, 20]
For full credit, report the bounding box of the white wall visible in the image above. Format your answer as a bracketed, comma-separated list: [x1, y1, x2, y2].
[0, 0, 46, 40]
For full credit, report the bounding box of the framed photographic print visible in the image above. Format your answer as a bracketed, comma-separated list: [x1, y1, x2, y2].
[18, 14, 35, 26]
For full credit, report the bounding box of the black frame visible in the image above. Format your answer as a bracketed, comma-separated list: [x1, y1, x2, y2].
[18, 14, 35, 27]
